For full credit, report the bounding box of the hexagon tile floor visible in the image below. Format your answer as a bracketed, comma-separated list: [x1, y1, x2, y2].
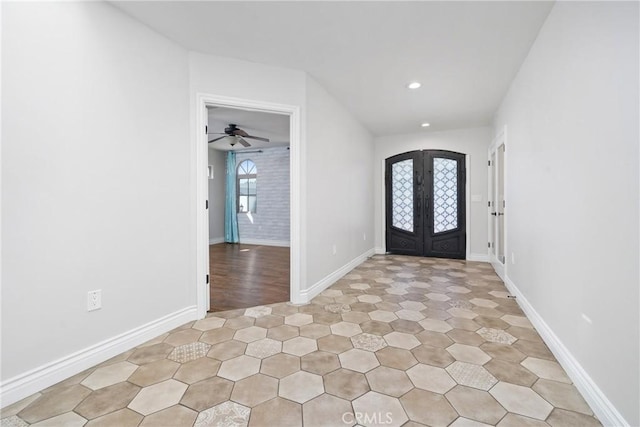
[1, 256, 601, 427]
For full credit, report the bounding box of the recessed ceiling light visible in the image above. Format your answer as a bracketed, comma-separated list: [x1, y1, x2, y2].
[421, 122, 430, 127]
[407, 82, 421, 89]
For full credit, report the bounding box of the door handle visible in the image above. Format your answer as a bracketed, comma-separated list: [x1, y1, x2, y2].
[491, 212, 497, 216]
[497, 212, 504, 216]
[425, 195, 429, 218]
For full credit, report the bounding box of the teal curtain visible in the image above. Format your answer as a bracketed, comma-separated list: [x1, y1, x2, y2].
[224, 151, 239, 243]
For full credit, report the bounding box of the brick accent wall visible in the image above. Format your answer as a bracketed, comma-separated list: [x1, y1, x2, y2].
[235, 147, 290, 244]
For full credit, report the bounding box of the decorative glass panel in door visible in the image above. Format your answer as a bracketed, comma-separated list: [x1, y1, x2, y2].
[432, 158, 458, 233]
[391, 159, 414, 232]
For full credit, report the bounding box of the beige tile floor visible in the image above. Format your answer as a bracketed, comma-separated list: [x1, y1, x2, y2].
[1, 255, 601, 426]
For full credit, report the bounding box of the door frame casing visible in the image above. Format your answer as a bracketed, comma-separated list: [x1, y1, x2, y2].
[379, 149, 471, 258]
[194, 93, 302, 318]
[488, 126, 507, 280]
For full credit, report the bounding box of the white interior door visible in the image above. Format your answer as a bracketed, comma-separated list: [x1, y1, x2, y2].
[497, 145, 505, 264]
[489, 133, 506, 278]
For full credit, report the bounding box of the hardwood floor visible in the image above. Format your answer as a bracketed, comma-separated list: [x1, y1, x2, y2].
[209, 243, 290, 312]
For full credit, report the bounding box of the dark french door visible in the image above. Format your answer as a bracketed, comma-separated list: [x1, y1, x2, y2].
[385, 150, 466, 259]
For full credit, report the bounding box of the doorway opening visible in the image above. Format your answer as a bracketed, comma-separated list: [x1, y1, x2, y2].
[489, 129, 506, 278]
[206, 107, 290, 312]
[385, 150, 466, 259]
[194, 94, 302, 318]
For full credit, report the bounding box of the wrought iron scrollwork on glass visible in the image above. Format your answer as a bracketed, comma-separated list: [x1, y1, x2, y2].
[433, 158, 458, 233]
[391, 159, 414, 232]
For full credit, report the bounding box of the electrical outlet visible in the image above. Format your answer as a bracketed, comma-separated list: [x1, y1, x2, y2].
[332, 244, 337, 255]
[87, 290, 102, 311]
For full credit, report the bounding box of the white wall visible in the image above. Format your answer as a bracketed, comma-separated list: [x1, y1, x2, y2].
[305, 76, 375, 288]
[208, 147, 225, 242]
[2, 0, 191, 394]
[493, 2, 639, 425]
[190, 54, 376, 296]
[374, 127, 492, 259]
[189, 52, 307, 108]
[236, 147, 290, 245]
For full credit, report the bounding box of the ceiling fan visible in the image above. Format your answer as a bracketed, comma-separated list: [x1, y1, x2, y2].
[208, 124, 270, 148]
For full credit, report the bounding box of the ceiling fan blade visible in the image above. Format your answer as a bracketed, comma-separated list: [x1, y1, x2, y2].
[244, 135, 270, 143]
[232, 128, 249, 137]
[208, 136, 227, 143]
[238, 137, 251, 148]
[229, 126, 269, 142]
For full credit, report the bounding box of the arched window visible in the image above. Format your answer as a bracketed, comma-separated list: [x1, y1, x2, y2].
[237, 159, 257, 213]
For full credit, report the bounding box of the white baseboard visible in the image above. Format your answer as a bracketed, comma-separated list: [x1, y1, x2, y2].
[300, 248, 376, 303]
[374, 247, 386, 255]
[209, 238, 289, 247]
[467, 253, 489, 262]
[502, 275, 628, 427]
[491, 260, 506, 282]
[239, 238, 290, 247]
[0, 306, 199, 409]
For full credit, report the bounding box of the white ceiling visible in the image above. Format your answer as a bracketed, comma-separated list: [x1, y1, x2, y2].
[207, 107, 290, 152]
[113, 1, 554, 136]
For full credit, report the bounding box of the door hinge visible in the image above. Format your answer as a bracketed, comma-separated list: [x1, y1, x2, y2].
[205, 200, 209, 209]
[488, 160, 491, 166]
[206, 274, 209, 284]
[487, 201, 491, 208]
[205, 125, 208, 134]
[488, 242, 491, 248]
